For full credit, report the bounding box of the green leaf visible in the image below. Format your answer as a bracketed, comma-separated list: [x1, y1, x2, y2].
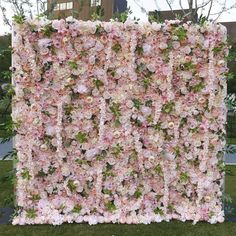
[154, 207, 164, 215]
[154, 164, 163, 176]
[30, 194, 41, 201]
[105, 201, 116, 212]
[145, 100, 153, 107]
[21, 168, 31, 180]
[174, 26, 187, 41]
[168, 204, 175, 212]
[143, 77, 151, 91]
[213, 44, 224, 56]
[12, 14, 26, 24]
[180, 172, 189, 183]
[152, 122, 162, 131]
[162, 101, 175, 114]
[134, 188, 142, 198]
[72, 205, 82, 214]
[111, 144, 123, 156]
[181, 62, 196, 71]
[64, 104, 74, 116]
[112, 143, 124, 156]
[67, 179, 77, 192]
[68, 60, 78, 70]
[102, 189, 112, 195]
[217, 160, 226, 171]
[112, 43, 122, 53]
[26, 209, 37, 219]
[75, 159, 91, 165]
[95, 24, 105, 36]
[191, 82, 205, 93]
[93, 79, 104, 89]
[75, 132, 88, 143]
[41, 23, 57, 37]
[109, 102, 121, 118]
[135, 46, 144, 55]
[132, 99, 143, 110]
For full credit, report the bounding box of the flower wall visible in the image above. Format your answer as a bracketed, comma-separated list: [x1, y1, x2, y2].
[12, 18, 228, 225]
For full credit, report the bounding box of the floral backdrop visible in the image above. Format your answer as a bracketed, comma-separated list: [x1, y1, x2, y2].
[12, 18, 228, 225]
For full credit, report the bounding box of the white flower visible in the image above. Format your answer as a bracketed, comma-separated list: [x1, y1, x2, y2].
[159, 42, 168, 50]
[61, 165, 70, 176]
[151, 22, 161, 31]
[76, 84, 88, 94]
[38, 38, 52, 48]
[66, 16, 75, 23]
[143, 43, 152, 54]
[40, 143, 48, 151]
[88, 215, 98, 225]
[86, 148, 99, 160]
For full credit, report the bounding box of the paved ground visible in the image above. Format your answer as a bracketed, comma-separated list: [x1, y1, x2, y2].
[0, 139, 235, 164]
[226, 145, 236, 164]
[0, 139, 12, 160]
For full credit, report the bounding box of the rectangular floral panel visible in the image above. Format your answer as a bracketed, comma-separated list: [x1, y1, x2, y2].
[12, 18, 228, 225]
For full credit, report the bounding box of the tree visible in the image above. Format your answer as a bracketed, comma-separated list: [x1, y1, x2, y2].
[134, 0, 236, 23]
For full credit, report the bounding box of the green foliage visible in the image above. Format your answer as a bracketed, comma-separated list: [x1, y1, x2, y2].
[67, 179, 77, 192]
[191, 82, 205, 93]
[218, 160, 226, 172]
[12, 14, 26, 24]
[181, 62, 196, 71]
[0, 120, 20, 143]
[105, 201, 116, 212]
[72, 205, 82, 214]
[180, 172, 189, 183]
[30, 194, 41, 201]
[154, 207, 164, 216]
[75, 132, 88, 143]
[148, 10, 163, 23]
[132, 99, 142, 110]
[93, 79, 104, 90]
[135, 46, 144, 55]
[112, 7, 133, 23]
[102, 189, 112, 195]
[152, 122, 162, 131]
[154, 164, 163, 176]
[143, 77, 151, 91]
[26, 209, 37, 219]
[168, 204, 175, 212]
[198, 14, 208, 26]
[173, 26, 187, 41]
[95, 24, 105, 36]
[21, 168, 31, 180]
[91, 6, 104, 21]
[134, 188, 142, 199]
[68, 61, 78, 70]
[109, 102, 121, 118]
[111, 144, 123, 156]
[75, 159, 91, 165]
[64, 104, 74, 116]
[112, 43, 122, 53]
[41, 23, 57, 37]
[162, 101, 175, 114]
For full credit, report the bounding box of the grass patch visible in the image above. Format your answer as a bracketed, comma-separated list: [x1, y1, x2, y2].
[227, 138, 236, 145]
[225, 166, 236, 205]
[0, 162, 236, 235]
[0, 160, 14, 208]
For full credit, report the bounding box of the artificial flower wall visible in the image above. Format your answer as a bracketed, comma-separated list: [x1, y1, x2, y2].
[12, 18, 228, 225]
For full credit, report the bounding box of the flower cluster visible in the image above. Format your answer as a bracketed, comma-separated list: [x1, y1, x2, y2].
[12, 17, 228, 225]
